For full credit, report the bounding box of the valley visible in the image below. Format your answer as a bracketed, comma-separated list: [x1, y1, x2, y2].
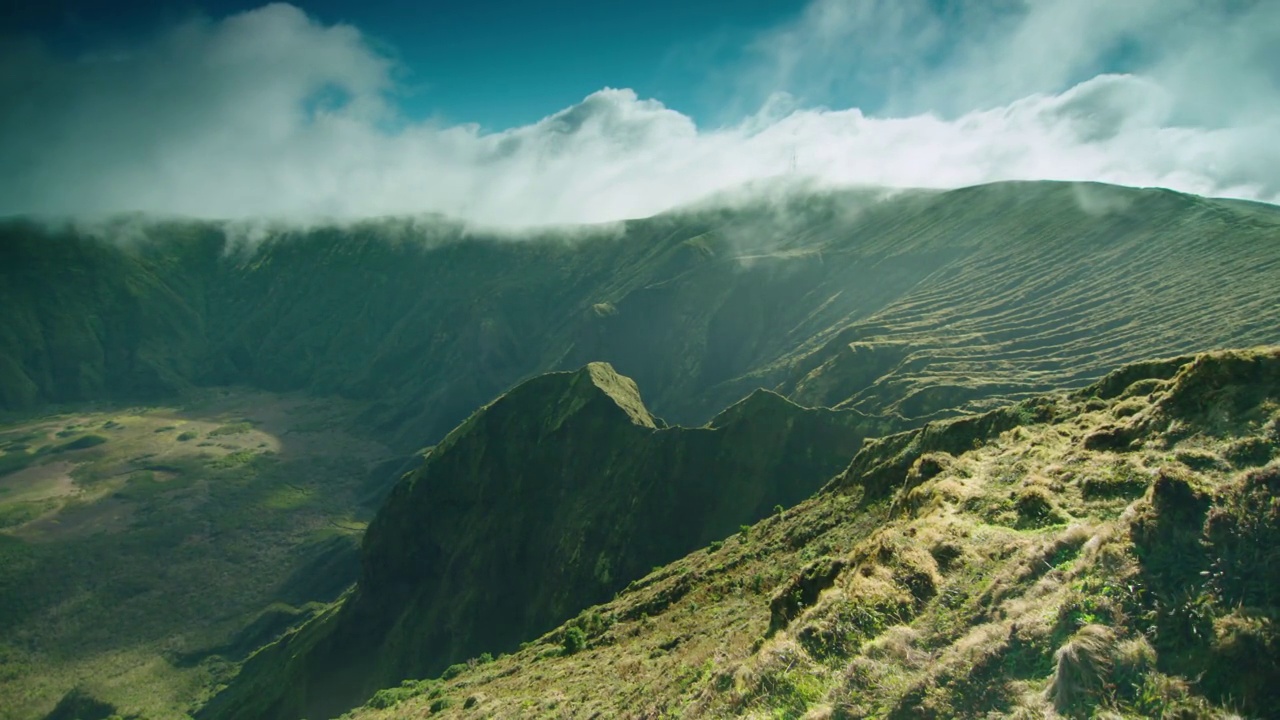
[0, 180, 1278, 719]
[0, 389, 393, 719]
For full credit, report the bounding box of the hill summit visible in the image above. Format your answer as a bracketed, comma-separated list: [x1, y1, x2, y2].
[5, 181, 1280, 449]
[199, 362, 875, 720]
[332, 347, 1280, 719]
[3, 180, 1280, 719]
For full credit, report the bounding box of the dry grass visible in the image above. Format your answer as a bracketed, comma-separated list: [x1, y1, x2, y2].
[1047, 624, 1116, 714]
[344, 348, 1280, 720]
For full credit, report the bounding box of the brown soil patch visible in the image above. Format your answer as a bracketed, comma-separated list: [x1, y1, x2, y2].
[14, 494, 135, 542]
[0, 460, 78, 503]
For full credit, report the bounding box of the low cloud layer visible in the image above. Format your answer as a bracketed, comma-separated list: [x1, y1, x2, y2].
[2, 1, 1277, 226]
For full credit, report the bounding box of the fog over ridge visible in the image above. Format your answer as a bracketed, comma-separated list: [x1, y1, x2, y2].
[2, 0, 1277, 227]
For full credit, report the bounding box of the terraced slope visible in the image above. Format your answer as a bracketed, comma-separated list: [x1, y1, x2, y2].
[754, 184, 1280, 418]
[341, 347, 1280, 719]
[198, 362, 876, 720]
[4, 182, 1279, 448]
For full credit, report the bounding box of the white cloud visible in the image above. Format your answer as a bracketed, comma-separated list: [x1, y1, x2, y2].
[0, 0, 1277, 227]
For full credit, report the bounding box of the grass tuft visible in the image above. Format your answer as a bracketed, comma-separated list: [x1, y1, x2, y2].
[1047, 624, 1115, 715]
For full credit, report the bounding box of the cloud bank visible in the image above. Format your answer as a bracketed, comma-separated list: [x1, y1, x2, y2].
[2, 0, 1278, 226]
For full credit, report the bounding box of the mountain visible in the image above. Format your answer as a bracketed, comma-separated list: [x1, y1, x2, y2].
[334, 347, 1280, 719]
[5, 182, 1280, 449]
[3, 180, 1280, 719]
[196, 362, 876, 720]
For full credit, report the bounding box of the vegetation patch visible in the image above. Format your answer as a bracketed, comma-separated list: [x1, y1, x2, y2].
[0, 392, 390, 720]
[209, 422, 254, 437]
[1080, 459, 1151, 500]
[0, 450, 36, 477]
[4, 186, 1280, 719]
[1047, 624, 1116, 717]
[331, 349, 1280, 720]
[50, 434, 108, 453]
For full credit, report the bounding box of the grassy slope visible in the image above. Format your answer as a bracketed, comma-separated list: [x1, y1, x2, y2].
[758, 183, 1280, 418]
[0, 220, 220, 409]
[0, 390, 393, 720]
[562, 182, 1280, 422]
[344, 347, 1280, 719]
[198, 362, 881, 720]
[1, 181, 1278, 718]
[5, 182, 1279, 448]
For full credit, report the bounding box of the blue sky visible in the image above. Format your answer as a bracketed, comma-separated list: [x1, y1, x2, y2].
[7, 0, 810, 130]
[1, 0, 1277, 224]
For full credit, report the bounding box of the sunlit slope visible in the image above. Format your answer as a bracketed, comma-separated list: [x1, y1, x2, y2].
[0, 390, 393, 720]
[4, 181, 1278, 448]
[586, 181, 1280, 419]
[342, 347, 1280, 719]
[765, 184, 1280, 418]
[197, 362, 875, 720]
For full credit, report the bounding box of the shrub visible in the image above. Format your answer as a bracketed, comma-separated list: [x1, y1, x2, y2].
[366, 680, 432, 709]
[1014, 486, 1068, 528]
[177, 431, 197, 441]
[210, 422, 254, 437]
[52, 434, 107, 453]
[562, 626, 587, 655]
[0, 451, 34, 477]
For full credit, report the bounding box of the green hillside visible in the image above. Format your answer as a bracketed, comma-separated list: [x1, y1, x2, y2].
[1, 180, 1279, 719]
[197, 362, 877, 720]
[340, 347, 1280, 719]
[5, 182, 1279, 447]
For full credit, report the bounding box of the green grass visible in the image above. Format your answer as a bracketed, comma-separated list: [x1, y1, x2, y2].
[1, 182, 1279, 720]
[0, 498, 58, 529]
[198, 362, 879, 720]
[209, 422, 254, 437]
[5, 181, 1280, 449]
[340, 348, 1280, 720]
[0, 450, 36, 477]
[0, 391, 390, 720]
[50, 434, 108, 453]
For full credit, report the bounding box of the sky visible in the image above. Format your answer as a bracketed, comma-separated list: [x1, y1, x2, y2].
[3, 0, 803, 129]
[2, 0, 1279, 225]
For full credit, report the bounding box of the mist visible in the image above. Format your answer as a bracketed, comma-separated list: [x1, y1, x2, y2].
[2, 0, 1277, 227]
